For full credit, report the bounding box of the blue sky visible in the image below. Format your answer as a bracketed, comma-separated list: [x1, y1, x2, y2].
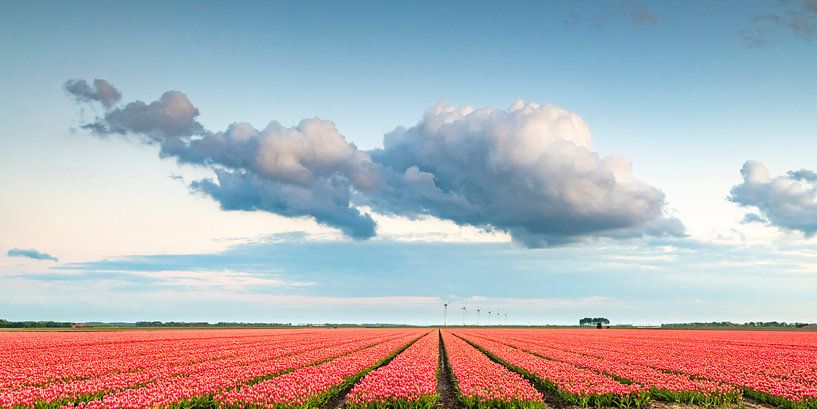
[1, 1, 816, 325]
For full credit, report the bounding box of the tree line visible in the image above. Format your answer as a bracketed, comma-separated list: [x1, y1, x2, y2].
[0, 319, 72, 328]
[662, 321, 815, 328]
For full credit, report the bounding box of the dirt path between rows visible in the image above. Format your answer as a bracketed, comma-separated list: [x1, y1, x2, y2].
[651, 400, 775, 409]
[320, 383, 351, 409]
[436, 330, 465, 409]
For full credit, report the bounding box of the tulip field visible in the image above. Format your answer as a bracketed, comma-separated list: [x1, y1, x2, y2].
[441, 330, 542, 409]
[346, 331, 439, 409]
[1, 328, 816, 409]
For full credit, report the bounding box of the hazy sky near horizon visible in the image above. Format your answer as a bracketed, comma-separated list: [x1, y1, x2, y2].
[1, 0, 816, 325]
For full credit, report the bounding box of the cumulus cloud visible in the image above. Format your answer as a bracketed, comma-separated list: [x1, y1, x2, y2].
[66, 79, 683, 247]
[370, 101, 683, 246]
[7, 248, 59, 262]
[64, 79, 122, 107]
[730, 160, 817, 236]
[84, 90, 204, 138]
[68, 83, 378, 239]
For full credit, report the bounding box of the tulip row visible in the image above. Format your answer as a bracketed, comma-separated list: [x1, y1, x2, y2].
[0, 330, 318, 389]
[214, 332, 426, 409]
[524, 329, 817, 387]
[452, 332, 647, 408]
[3, 332, 338, 405]
[62, 331, 414, 409]
[460, 331, 740, 406]
[441, 331, 543, 409]
[457, 329, 817, 409]
[345, 331, 439, 409]
[0, 329, 416, 409]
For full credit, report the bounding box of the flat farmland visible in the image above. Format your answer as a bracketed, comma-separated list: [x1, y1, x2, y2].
[1, 328, 815, 409]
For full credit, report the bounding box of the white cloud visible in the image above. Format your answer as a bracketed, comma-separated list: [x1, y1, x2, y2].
[730, 160, 817, 237]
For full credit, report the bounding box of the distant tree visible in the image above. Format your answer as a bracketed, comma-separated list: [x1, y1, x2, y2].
[579, 317, 609, 326]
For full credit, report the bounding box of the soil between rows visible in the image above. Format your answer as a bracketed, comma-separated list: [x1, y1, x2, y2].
[650, 401, 774, 409]
[436, 330, 465, 409]
[320, 383, 352, 409]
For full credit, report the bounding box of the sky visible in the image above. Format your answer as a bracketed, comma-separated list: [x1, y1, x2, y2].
[1, 0, 816, 325]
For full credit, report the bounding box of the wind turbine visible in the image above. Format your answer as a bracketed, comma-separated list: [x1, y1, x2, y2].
[505, 313, 509, 325]
[443, 299, 451, 327]
[476, 307, 481, 326]
[488, 310, 492, 326]
[461, 302, 467, 326]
